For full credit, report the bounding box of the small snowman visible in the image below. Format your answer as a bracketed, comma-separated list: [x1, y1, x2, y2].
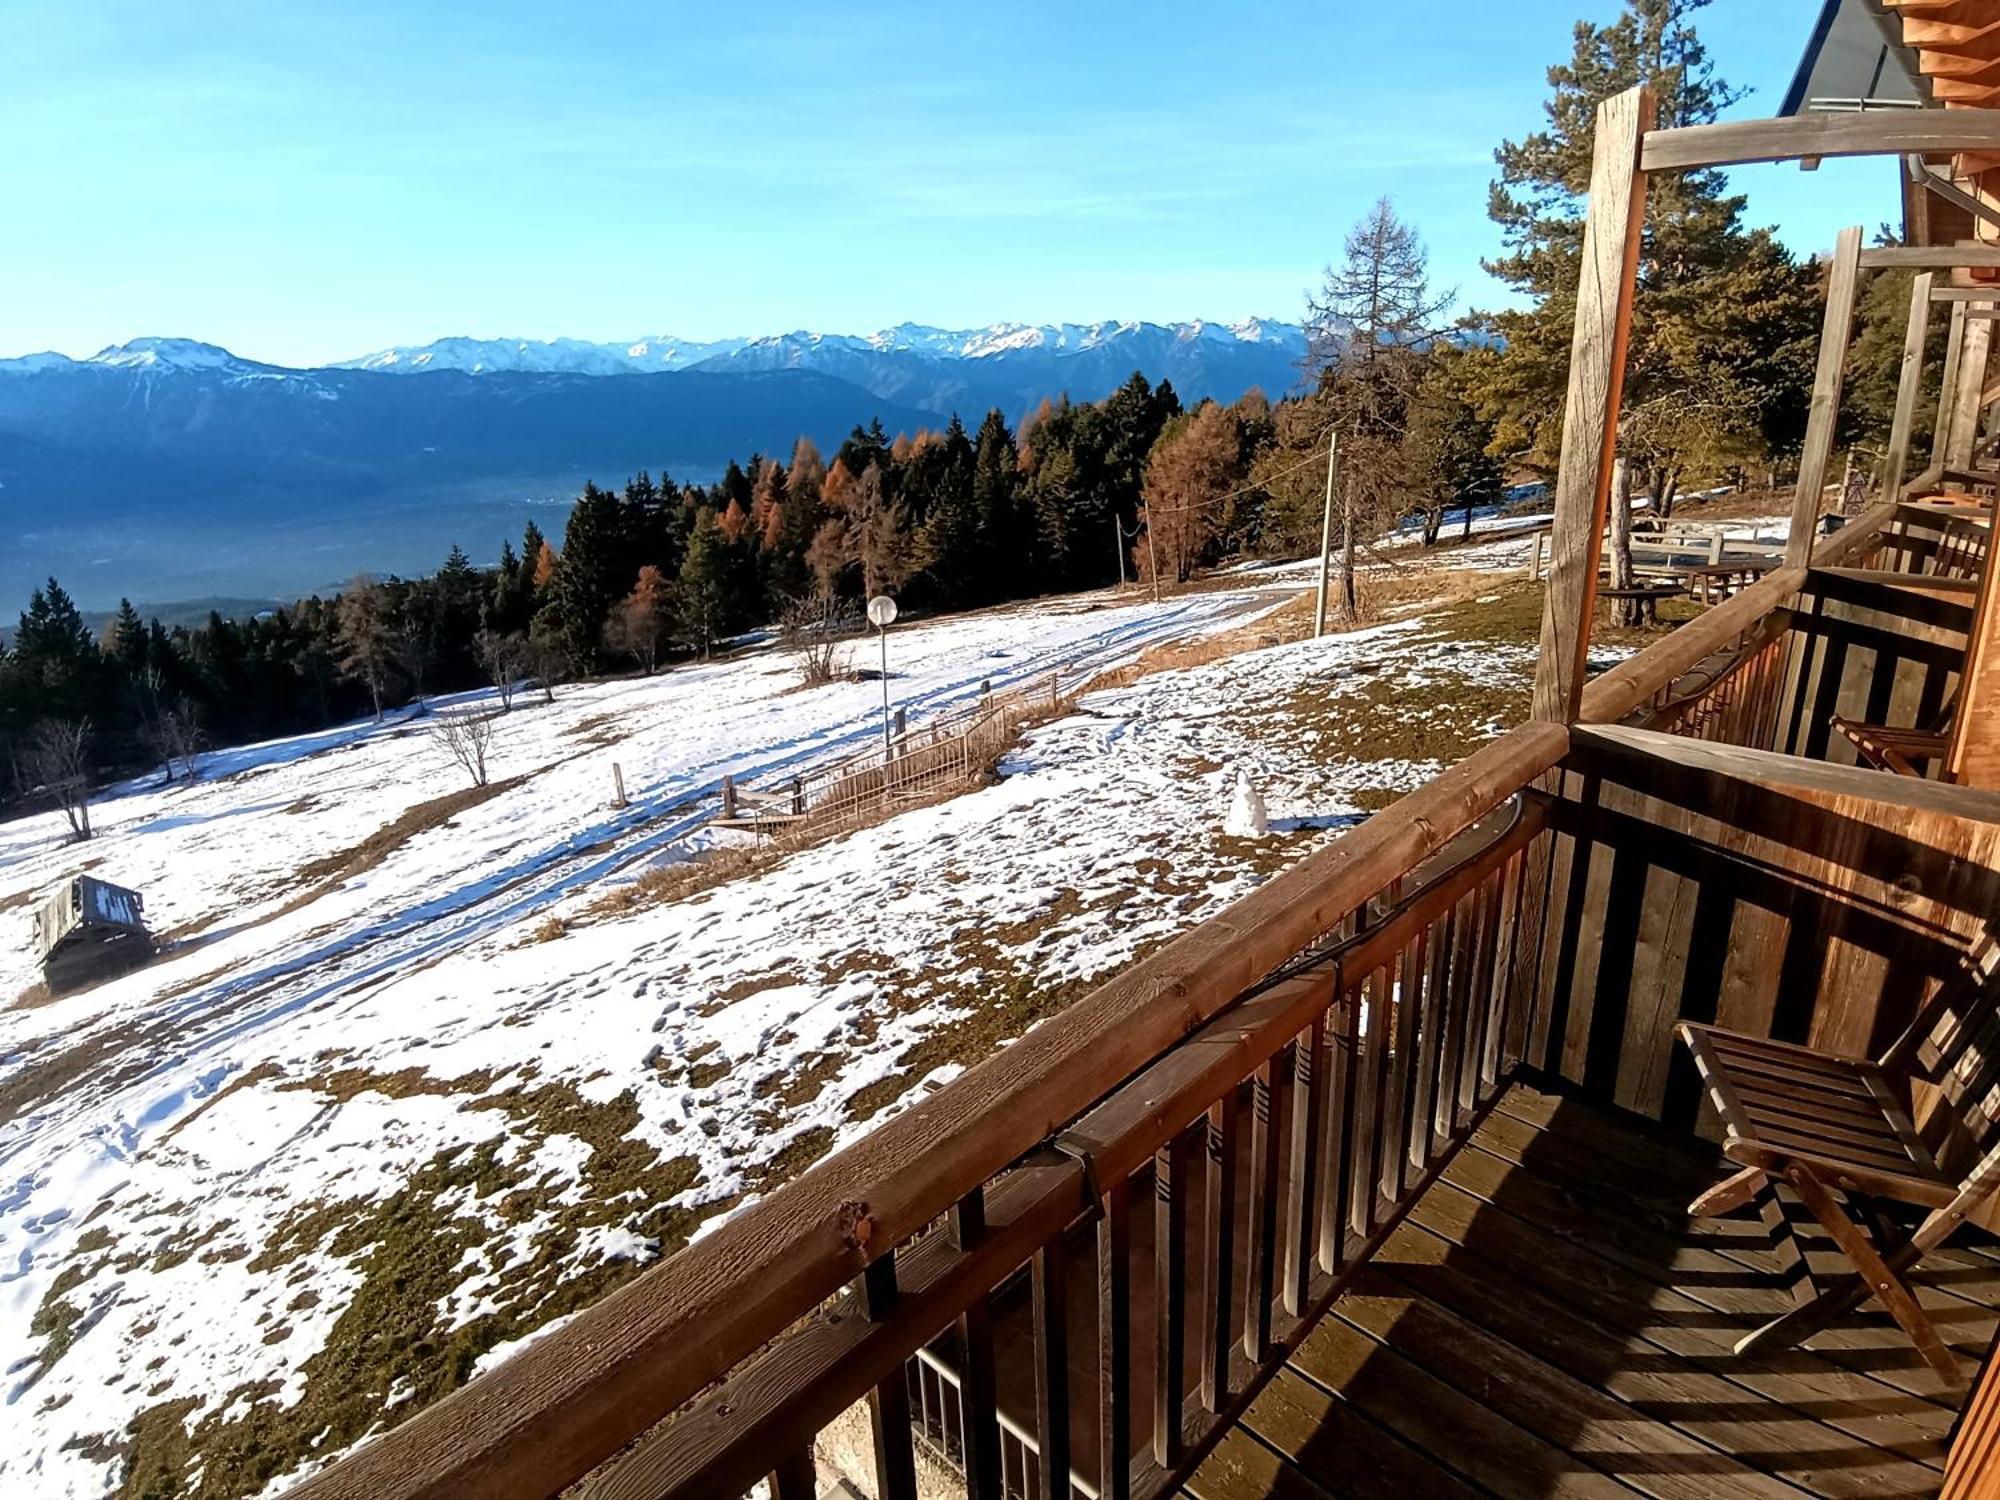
[1224, 764, 1269, 838]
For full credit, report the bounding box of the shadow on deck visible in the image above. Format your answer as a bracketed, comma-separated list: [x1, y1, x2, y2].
[1177, 1085, 1986, 1500]
[932, 1084, 1990, 1500]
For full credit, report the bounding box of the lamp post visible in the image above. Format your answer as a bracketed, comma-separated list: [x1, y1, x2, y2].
[867, 594, 898, 756]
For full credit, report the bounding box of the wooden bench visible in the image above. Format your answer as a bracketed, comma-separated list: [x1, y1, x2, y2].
[1678, 937, 2000, 1387]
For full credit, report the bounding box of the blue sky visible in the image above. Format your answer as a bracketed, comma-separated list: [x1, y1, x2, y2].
[1, 0, 1888, 367]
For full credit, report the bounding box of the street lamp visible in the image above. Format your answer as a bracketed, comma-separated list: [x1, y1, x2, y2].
[867, 594, 898, 756]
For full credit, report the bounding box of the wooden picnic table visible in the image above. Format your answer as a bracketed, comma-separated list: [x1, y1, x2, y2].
[1683, 559, 1775, 604]
[1596, 582, 1683, 625]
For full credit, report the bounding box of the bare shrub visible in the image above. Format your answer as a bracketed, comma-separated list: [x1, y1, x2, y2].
[141, 697, 205, 783]
[523, 636, 567, 705]
[18, 719, 94, 840]
[475, 629, 528, 711]
[778, 592, 857, 687]
[431, 709, 498, 788]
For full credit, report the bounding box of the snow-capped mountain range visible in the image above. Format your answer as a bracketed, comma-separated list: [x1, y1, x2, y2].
[329, 318, 1303, 378]
[0, 320, 1306, 610]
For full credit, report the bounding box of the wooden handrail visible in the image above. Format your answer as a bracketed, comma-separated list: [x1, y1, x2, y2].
[1579, 503, 1895, 725]
[292, 718, 1568, 1500]
[1641, 112, 2000, 174]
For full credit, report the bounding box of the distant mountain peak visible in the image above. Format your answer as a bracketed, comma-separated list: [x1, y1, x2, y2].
[86, 337, 257, 373]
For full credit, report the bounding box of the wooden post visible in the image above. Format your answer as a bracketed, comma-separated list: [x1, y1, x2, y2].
[1048, 671, 1059, 708]
[1883, 271, 1935, 504]
[1948, 505, 2000, 787]
[1313, 428, 1339, 637]
[1931, 299, 1971, 477]
[611, 762, 627, 809]
[720, 773, 736, 820]
[1531, 84, 1653, 725]
[1948, 305, 1995, 471]
[1786, 224, 1864, 568]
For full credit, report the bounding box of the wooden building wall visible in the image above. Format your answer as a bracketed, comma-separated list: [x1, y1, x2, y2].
[1526, 728, 2000, 1141]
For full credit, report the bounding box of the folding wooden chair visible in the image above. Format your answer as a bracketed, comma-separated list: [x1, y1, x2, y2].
[1830, 714, 1953, 778]
[1678, 936, 2000, 1386]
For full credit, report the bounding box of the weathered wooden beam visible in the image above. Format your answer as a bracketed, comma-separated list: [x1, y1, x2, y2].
[1788, 226, 1865, 568]
[1935, 300, 1971, 474]
[1642, 110, 2000, 172]
[1932, 286, 2000, 302]
[1863, 244, 2000, 269]
[1533, 84, 1653, 724]
[1949, 313, 1996, 469]
[1885, 272, 1936, 503]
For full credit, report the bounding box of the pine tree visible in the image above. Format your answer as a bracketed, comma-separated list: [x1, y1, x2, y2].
[106, 599, 148, 673]
[551, 481, 631, 670]
[12, 578, 102, 721]
[971, 410, 1022, 602]
[1468, 0, 1819, 495]
[1306, 197, 1449, 618]
[678, 507, 730, 657]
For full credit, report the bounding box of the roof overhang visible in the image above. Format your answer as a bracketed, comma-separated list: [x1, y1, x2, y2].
[1784, 0, 1925, 114]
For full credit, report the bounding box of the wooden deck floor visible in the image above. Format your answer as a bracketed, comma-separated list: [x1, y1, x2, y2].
[1184, 1085, 1997, 1500]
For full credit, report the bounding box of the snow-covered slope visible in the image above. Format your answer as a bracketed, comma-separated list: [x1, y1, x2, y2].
[1, 576, 1327, 1496]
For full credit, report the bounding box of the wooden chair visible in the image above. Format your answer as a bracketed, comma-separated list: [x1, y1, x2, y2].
[1677, 936, 2000, 1386]
[1830, 714, 1953, 778]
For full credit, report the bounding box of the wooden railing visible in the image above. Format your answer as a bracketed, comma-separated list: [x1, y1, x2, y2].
[581, 792, 1545, 1500]
[293, 502, 1954, 1500]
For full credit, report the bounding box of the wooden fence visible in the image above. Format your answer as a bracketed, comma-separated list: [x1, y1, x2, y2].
[718, 673, 1065, 836]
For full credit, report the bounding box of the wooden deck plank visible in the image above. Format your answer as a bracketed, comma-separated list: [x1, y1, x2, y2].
[1281, 1314, 1638, 1498]
[1326, 1264, 1810, 1499]
[1404, 1176, 1951, 1466]
[1475, 1094, 2000, 1403]
[1174, 1085, 1987, 1500]
[1193, 1370, 1483, 1500]
[1372, 1220, 1928, 1498]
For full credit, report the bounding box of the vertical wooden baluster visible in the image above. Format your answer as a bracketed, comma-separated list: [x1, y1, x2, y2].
[1408, 912, 1450, 1175]
[955, 1189, 1004, 1500]
[1499, 847, 1534, 1075]
[1098, 1176, 1132, 1500]
[1283, 1014, 1325, 1316]
[1362, 964, 1393, 1234]
[1320, 985, 1358, 1273]
[1464, 877, 1503, 1115]
[1202, 1089, 1240, 1411]
[1241, 1046, 1288, 1366]
[1033, 1233, 1071, 1500]
[1439, 897, 1479, 1146]
[1448, 888, 1480, 1136]
[1154, 1128, 1191, 1468]
[770, 1444, 817, 1500]
[862, 1253, 919, 1500]
[1387, 927, 1426, 1200]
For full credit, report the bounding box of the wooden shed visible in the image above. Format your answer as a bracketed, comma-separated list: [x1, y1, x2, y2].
[35, 874, 151, 988]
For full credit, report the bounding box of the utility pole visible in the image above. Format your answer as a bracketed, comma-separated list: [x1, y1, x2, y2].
[1114, 517, 1127, 586]
[1313, 427, 1340, 637]
[1145, 516, 1161, 604]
